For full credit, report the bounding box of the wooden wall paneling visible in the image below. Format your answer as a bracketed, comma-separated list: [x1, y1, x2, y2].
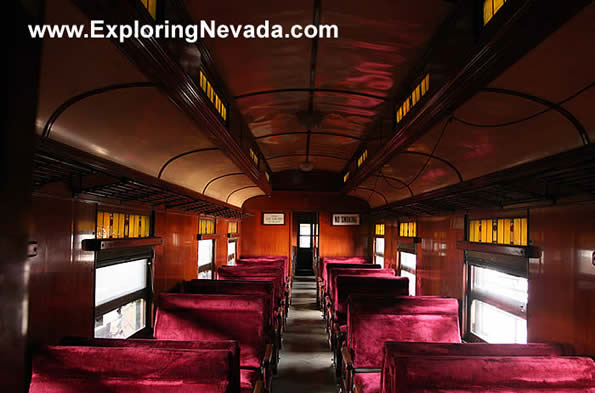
[4, 3, 43, 389]
[240, 191, 370, 261]
[528, 202, 595, 356]
[153, 211, 198, 300]
[416, 216, 464, 299]
[28, 196, 95, 346]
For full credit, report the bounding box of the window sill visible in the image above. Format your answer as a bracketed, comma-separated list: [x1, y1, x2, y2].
[456, 241, 540, 258]
[83, 237, 162, 251]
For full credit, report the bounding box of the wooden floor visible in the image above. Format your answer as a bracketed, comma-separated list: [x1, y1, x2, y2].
[273, 276, 337, 393]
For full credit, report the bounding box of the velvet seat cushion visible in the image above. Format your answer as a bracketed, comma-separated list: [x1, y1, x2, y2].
[30, 345, 233, 393]
[217, 266, 284, 308]
[347, 296, 461, 369]
[354, 372, 381, 393]
[323, 262, 376, 292]
[240, 369, 260, 393]
[334, 275, 408, 322]
[381, 342, 577, 393]
[60, 338, 241, 392]
[326, 265, 386, 298]
[389, 356, 595, 393]
[182, 279, 275, 335]
[237, 257, 289, 282]
[321, 257, 368, 285]
[155, 293, 266, 370]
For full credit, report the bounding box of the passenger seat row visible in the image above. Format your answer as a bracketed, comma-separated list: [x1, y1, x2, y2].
[317, 256, 595, 393]
[29, 255, 290, 393]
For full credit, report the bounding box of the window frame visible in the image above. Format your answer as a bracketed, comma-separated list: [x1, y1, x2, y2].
[227, 238, 237, 265]
[374, 235, 385, 268]
[93, 247, 153, 339]
[464, 250, 528, 343]
[198, 238, 215, 279]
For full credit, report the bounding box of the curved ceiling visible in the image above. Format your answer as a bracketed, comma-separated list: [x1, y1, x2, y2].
[356, 2, 595, 208]
[36, 0, 264, 208]
[186, 0, 454, 173]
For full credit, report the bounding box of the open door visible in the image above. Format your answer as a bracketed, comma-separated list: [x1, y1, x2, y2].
[294, 212, 318, 276]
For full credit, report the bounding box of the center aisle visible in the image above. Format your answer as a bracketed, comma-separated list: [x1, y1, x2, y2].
[273, 276, 337, 393]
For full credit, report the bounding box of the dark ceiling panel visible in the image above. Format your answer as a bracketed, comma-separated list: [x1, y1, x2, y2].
[308, 134, 360, 158]
[259, 134, 308, 158]
[236, 91, 309, 138]
[314, 91, 384, 137]
[317, 0, 453, 97]
[308, 156, 349, 172]
[184, 0, 312, 95]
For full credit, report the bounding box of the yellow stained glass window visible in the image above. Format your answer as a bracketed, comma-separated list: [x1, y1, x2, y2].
[357, 150, 368, 168]
[399, 221, 417, 237]
[97, 210, 150, 239]
[375, 223, 385, 236]
[396, 74, 430, 125]
[265, 172, 270, 182]
[343, 171, 350, 183]
[140, 0, 157, 20]
[468, 217, 527, 246]
[483, 0, 507, 25]
[249, 148, 259, 166]
[199, 70, 228, 123]
[228, 221, 238, 234]
[199, 218, 216, 235]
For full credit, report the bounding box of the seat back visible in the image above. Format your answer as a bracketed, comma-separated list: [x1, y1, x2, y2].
[324, 263, 380, 293]
[382, 342, 577, 393]
[347, 296, 461, 369]
[217, 265, 284, 308]
[155, 293, 266, 369]
[239, 256, 289, 282]
[30, 345, 234, 393]
[182, 279, 275, 335]
[60, 337, 240, 393]
[321, 257, 368, 283]
[335, 276, 409, 321]
[390, 356, 595, 393]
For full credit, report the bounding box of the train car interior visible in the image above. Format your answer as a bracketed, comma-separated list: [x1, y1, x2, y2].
[5, 0, 595, 392]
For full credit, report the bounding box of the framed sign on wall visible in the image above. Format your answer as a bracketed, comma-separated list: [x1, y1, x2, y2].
[262, 212, 285, 225]
[332, 213, 360, 226]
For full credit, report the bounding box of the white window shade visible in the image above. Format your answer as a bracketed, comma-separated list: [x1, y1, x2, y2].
[198, 240, 214, 267]
[95, 259, 147, 307]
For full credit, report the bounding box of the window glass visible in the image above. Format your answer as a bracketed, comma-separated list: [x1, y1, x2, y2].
[95, 298, 146, 339]
[400, 269, 416, 296]
[300, 223, 311, 236]
[299, 236, 311, 248]
[471, 265, 528, 304]
[400, 251, 416, 271]
[95, 259, 147, 307]
[468, 265, 528, 343]
[374, 237, 385, 268]
[198, 239, 214, 267]
[471, 300, 527, 343]
[228, 240, 236, 265]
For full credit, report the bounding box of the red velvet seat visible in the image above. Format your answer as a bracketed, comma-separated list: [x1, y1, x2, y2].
[379, 342, 578, 393]
[388, 356, 595, 393]
[326, 264, 386, 299]
[238, 256, 289, 283]
[30, 345, 236, 393]
[181, 279, 275, 338]
[343, 296, 461, 393]
[155, 293, 271, 391]
[217, 265, 285, 310]
[322, 261, 373, 293]
[180, 279, 280, 373]
[320, 256, 369, 283]
[59, 337, 241, 393]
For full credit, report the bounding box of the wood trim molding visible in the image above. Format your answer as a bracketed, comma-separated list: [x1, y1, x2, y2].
[73, 0, 272, 194]
[343, 0, 591, 193]
[82, 237, 162, 251]
[456, 240, 540, 258]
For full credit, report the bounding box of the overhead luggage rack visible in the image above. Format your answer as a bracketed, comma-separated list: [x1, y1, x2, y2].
[373, 144, 595, 217]
[33, 138, 249, 219]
